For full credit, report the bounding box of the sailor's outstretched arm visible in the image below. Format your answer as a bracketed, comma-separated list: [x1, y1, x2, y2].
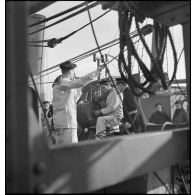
[60, 66, 103, 89]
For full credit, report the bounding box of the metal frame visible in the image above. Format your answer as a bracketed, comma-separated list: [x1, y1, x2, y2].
[31, 128, 189, 193]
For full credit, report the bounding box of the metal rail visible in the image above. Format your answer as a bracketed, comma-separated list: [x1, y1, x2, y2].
[30, 127, 189, 193]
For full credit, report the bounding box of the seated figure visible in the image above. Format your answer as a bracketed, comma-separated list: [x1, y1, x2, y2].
[93, 78, 127, 137]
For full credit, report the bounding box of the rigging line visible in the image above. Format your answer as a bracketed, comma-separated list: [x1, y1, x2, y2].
[175, 80, 187, 98]
[28, 44, 49, 47]
[72, 27, 139, 61]
[28, 1, 93, 28]
[28, 9, 111, 47]
[29, 39, 50, 44]
[108, 29, 119, 55]
[29, 50, 119, 85]
[28, 1, 100, 36]
[29, 45, 120, 84]
[174, 48, 187, 99]
[40, 21, 45, 97]
[74, 25, 149, 63]
[86, 2, 137, 133]
[133, 18, 148, 72]
[34, 33, 124, 75]
[29, 68, 56, 144]
[28, 41, 120, 84]
[71, 31, 143, 64]
[28, 68, 60, 84]
[85, 3, 103, 58]
[29, 37, 143, 84]
[138, 19, 148, 79]
[153, 171, 171, 194]
[106, 29, 119, 75]
[33, 40, 120, 77]
[131, 19, 144, 70]
[29, 82, 54, 85]
[166, 44, 169, 73]
[32, 25, 152, 76]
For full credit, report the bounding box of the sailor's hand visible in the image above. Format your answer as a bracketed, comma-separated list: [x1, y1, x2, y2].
[93, 110, 102, 117]
[90, 66, 104, 80]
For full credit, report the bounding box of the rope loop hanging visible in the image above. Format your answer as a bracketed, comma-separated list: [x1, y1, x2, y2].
[117, 1, 178, 97]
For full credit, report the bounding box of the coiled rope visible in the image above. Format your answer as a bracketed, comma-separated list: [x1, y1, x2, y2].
[117, 1, 178, 97]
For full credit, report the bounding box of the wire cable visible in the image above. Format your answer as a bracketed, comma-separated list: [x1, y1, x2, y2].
[28, 1, 100, 36]
[28, 9, 111, 48]
[167, 47, 187, 99]
[118, 10, 156, 96]
[85, 2, 137, 133]
[31, 24, 153, 84]
[28, 1, 92, 28]
[29, 81, 53, 85]
[28, 36, 147, 86]
[28, 44, 50, 47]
[29, 68, 56, 144]
[153, 171, 171, 194]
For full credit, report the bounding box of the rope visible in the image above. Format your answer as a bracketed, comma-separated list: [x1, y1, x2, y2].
[105, 29, 119, 75]
[86, 2, 137, 133]
[174, 48, 187, 99]
[31, 24, 153, 86]
[30, 26, 150, 80]
[28, 44, 50, 47]
[28, 1, 100, 36]
[29, 82, 53, 85]
[118, 10, 155, 97]
[28, 68, 60, 84]
[39, 23, 45, 102]
[117, 2, 178, 97]
[153, 171, 171, 194]
[28, 39, 50, 43]
[167, 29, 178, 85]
[131, 18, 146, 71]
[28, 36, 147, 86]
[28, 45, 122, 84]
[108, 29, 119, 55]
[28, 10, 111, 48]
[29, 68, 56, 144]
[28, 1, 92, 28]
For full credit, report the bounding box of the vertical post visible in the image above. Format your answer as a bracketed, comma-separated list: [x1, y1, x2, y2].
[6, 2, 30, 193]
[97, 59, 100, 81]
[182, 22, 190, 113]
[105, 54, 108, 78]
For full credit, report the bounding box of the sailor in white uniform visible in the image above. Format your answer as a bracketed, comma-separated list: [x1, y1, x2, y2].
[52, 61, 103, 145]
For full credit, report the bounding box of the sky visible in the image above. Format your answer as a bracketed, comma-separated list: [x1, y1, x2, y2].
[32, 1, 187, 101]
